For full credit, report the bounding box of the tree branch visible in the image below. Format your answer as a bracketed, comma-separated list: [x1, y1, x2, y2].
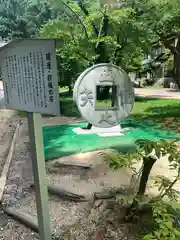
[77, 1, 109, 53]
[76, 51, 91, 61]
[112, 35, 133, 65]
[114, 35, 125, 55]
[76, 0, 99, 36]
[70, 30, 91, 62]
[94, 12, 109, 63]
[59, 0, 91, 41]
[162, 40, 177, 55]
[161, 168, 180, 199]
[154, 31, 179, 55]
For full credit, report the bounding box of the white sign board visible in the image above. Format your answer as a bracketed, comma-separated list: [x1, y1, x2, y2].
[0, 39, 60, 115]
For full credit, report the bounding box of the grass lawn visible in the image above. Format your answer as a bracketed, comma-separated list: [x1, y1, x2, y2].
[132, 97, 180, 133]
[17, 88, 180, 133]
[60, 92, 180, 132]
[132, 97, 180, 119]
[59, 87, 69, 93]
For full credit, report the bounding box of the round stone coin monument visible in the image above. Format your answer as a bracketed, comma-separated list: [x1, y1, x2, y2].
[73, 63, 134, 135]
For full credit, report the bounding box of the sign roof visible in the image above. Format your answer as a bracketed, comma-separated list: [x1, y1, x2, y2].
[0, 38, 61, 53]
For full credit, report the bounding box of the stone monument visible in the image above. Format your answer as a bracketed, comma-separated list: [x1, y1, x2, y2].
[73, 63, 134, 137]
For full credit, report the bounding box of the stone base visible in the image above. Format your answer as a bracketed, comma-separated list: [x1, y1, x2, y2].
[72, 125, 130, 137]
[98, 132, 124, 137]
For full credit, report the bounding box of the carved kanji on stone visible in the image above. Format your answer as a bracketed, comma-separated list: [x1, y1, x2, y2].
[101, 67, 113, 78]
[124, 92, 133, 104]
[80, 87, 93, 107]
[118, 88, 133, 107]
[98, 111, 117, 125]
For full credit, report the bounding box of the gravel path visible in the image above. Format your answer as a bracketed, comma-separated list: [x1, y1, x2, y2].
[0, 110, 19, 175]
[1, 119, 39, 240]
[0, 119, 136, 239]
[0, 114, 179, 239]
[0, 108, 34, 239]
[135, 88, 180, 99]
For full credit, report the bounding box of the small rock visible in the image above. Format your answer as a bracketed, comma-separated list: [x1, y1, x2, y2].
[99, 200, 108, 213]
[91, 227, 106, 240]
[100, 181, 105, 186]
[94, 200, 103, 209]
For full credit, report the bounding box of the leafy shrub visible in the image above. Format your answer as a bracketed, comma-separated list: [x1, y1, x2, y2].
[102, 139, 180, 239]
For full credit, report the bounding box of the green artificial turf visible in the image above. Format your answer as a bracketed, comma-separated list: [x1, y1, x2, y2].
[43, 119, 180, 160]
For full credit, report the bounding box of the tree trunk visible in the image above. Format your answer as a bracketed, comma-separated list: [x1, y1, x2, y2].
[163, 36, 180, 90]
[173, 48, 180, 89]
[125, 156, 156, 221]
[137, 156, 156, 195]
[68, 85, 72, 94]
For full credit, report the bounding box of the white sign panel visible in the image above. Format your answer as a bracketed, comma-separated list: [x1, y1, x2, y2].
[0, 40, 60, 115]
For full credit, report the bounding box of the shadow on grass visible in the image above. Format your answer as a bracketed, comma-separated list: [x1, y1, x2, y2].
[16, 94, 180, 124]
[17, 94, 79, 118]
[132, 100, 180, 124]
[135, 96, 161, 102]
[59, 96, 152, 118]
[60, 95, 180, 119]
[60, 97, 80, 118]
[145, 103, 180, 118]
[59, 91, 73, 98]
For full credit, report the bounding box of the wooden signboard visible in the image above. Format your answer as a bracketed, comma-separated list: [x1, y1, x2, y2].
[0, 39, 61, 240]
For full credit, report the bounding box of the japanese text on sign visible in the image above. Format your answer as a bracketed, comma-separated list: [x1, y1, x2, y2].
[0, 40, 60, 115]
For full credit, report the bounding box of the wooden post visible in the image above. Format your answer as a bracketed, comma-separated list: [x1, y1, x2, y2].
[27, 112, 51, 240]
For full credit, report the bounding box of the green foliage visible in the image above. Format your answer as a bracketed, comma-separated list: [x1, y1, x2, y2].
[103, 139, 177, 170]
[142, 200, 180, 240]
[45, 0, 180, 87]
[0, 0, 31, 39]
[39, 0, 179, 88]
[0, 0, 56, 39]
[103, 139, 180, 239]
[39, 0, 154, 88]
[109, 152, 140, 170]
[3, 0, 180, 89]
[127, 0, 180, 83]
[40, 16, 88, 88]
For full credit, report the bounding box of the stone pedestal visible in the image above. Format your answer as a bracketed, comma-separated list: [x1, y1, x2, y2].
[72, 125, 130, 137]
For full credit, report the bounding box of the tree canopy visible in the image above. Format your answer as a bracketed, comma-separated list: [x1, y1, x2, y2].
[40, 0, 152, 71]
[0, 0, 57, 39]
[1, 0, 180, 87]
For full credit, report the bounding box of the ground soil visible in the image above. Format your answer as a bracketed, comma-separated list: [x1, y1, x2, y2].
[0, 111, 179, 239]
[0, 112, 135, 240]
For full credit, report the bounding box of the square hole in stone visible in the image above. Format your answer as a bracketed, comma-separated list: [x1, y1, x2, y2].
[95, 85, 117, 109]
